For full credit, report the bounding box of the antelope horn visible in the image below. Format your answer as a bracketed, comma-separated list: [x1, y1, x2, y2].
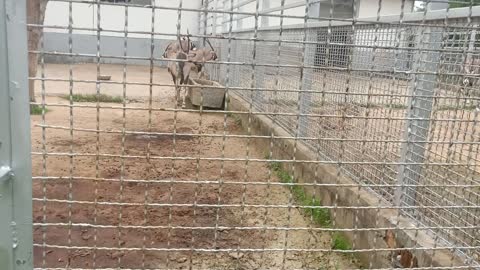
[187, 29, 191, 51]
[162, 43, 172, 58]
[178, 33, 189, 53]
[206, 38, 215, 51]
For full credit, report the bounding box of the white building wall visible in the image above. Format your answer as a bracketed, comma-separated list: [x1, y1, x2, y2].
[44, 0, 416, 38]
[42, 0, 203, 66]
[357, 0, 414, 18]
[43, 0, 202, 39]
[209, 0, 415, 33]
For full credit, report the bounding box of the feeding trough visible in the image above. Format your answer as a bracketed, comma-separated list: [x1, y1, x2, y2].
[187, 78, 226, 109]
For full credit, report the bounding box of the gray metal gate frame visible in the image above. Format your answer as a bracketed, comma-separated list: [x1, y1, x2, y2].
[0, 0, 33, 269]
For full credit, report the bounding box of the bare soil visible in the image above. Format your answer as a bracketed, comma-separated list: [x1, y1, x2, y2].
[31, 63, 359, 269]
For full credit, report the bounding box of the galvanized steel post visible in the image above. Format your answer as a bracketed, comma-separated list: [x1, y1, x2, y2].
[395, 26, 442, 214]
[0, 0, 33, 269]
[298, 28, 315, 138]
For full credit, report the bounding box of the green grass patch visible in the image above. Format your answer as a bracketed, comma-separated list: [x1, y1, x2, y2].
[30, 104, 49, 115]
[355, 102, 380, 109]
[353, 102, 408, 110]
[269, 161, 331, 227]
[436, 104, 477, 111]
[311, 102, 407, 110]
[386, 103, 408, 110]
[268, 160, 353, 251]
[227, 112, 242, 126]
[62, 94, 124, 103]
[332, 232, 352, 250]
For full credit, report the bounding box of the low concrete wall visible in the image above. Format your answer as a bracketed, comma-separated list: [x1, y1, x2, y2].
[43, 32, 172, 67]
[227, 93, 464, 268]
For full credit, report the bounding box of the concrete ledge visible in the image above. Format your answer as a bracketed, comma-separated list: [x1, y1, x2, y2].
[228, 93, 465, 268]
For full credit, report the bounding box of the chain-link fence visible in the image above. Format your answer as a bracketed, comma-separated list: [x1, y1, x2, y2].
[203, 0, 480, 268]
[0, 0, 477, 269]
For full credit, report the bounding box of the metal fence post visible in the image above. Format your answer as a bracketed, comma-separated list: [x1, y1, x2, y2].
[212, 0, 218, 35]
[203, 0, 209, 46]
[395, 26, 442, 214]
[254, 30, 266, 106]
[0, 0, 33, 269]
[261, 0, 269, 27]
[299, 28, 315, 137]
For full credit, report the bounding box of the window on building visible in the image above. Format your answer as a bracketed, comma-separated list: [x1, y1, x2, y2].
[319, 0, 354, 18]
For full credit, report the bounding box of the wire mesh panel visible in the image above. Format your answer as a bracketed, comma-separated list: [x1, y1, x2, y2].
[26, 0, 480, 269]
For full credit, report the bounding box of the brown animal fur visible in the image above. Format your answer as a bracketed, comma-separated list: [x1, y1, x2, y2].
[162, 36, 195, 59]
[384, 230, 419, 268]
[164, 33, 196, 107]
[460, 57, 480, 98]
[187, 39, 218, 80]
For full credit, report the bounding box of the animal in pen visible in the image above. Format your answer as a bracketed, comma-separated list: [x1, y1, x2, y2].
[188, 38, 218, 80]
[163, 34, 219, 108]
[163, 33, 197, 108]
[162, 35, 197, 59]
[460, 57, 480, 98]
[164, 36, 218, 81]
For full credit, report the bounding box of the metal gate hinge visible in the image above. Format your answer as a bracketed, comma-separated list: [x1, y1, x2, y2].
[0, 166, 13, 182]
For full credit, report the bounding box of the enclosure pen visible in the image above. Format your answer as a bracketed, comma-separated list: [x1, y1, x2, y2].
[1, 0, 480, 269]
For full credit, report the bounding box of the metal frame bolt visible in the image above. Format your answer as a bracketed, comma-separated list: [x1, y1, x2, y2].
[0, 166, 13, 182]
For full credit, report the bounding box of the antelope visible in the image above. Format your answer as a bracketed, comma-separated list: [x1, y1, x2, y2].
[163, 32, 196, 108]
[164, 34, 219, 108]
[162, 35, 196, 59]
[188, 39, 218, 80]
[461, 58, 480, 94]
[165, 34, 198, 108]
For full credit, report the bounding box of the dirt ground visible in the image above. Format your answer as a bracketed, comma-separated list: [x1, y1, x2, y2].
[31, 63, 359, 269]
